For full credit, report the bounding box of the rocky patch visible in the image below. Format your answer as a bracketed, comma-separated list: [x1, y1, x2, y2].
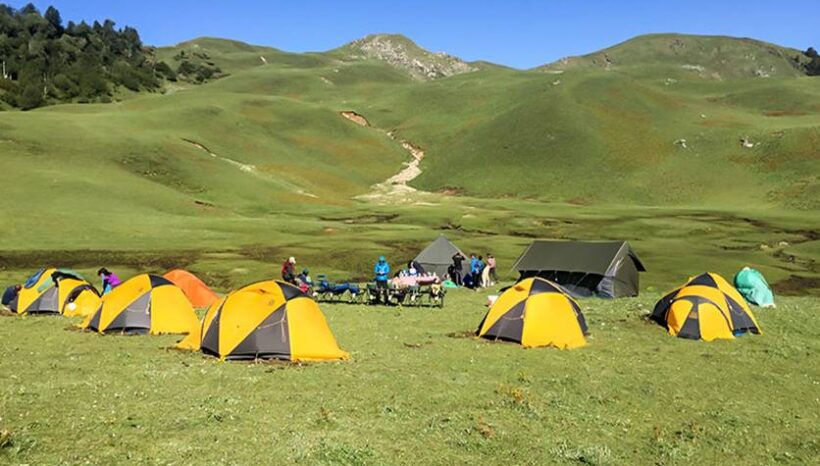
[346, 34, 475, 80]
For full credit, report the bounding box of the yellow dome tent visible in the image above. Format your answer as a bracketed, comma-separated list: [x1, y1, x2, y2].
[81, 274, 197, 335]
[13, 267, 57, 314]
[650, 272, 762, 341]
[476, 277, 588, 349]
[13, 268, 100, 316]
[56, 277, 101, 317]
[177, 280, 349, 361]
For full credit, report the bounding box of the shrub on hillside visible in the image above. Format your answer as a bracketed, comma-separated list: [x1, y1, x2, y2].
[803, 47, 820, 76]
[807, 57, 820, 76]
[176, 60, 223, 83]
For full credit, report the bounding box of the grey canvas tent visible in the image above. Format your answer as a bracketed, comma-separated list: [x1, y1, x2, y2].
[413, 235, 469, 279]
[512, 240, 645, 298]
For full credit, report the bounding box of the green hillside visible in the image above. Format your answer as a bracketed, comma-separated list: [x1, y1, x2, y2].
[539, 33, 809, 79]
[148, 34, 820, 210]
[0, 32, 818, 291]
[155, 37, 334, 76]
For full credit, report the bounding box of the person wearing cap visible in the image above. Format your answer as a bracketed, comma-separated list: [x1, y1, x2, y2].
[374, 255, 391, 303]
[297, 268, 313, 293]
[281, 257, 297, 285]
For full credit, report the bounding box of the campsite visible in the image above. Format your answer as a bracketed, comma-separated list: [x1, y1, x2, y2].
[0, 2, 819, 465]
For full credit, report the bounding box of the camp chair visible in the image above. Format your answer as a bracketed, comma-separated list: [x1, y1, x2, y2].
[346, 283, 362, 303]
[365, 282, 381, 305]
[366, 282, 398, 305]
[424, 284, 446, 308]
[314, 275, 341, 302]
[315, 275, 362, 303]
[404, 284, 422, 305]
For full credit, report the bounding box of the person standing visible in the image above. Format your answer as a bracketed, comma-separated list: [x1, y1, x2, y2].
[281, 257, 297, 284]
[97, 268, 122, 295]
[487, 253, 497, 285]
[467, 254, 481, 289]
[374, 256, 391, 303]
[477, 255, 487, 288]
[451, 252, 466, 286]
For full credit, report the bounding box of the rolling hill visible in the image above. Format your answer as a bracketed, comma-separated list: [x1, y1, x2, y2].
[0, 34, 817, 220]
[539, 33, 809, 78]
[0, 33, 818, 289]
[1, 33, 817, 212]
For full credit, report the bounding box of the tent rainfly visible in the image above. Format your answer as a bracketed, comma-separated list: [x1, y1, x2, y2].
[413, 235, 469, 279]
[512, 240, 645, 298]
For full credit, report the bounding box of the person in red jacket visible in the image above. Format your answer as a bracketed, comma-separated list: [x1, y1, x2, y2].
[281, 257, 297, 284]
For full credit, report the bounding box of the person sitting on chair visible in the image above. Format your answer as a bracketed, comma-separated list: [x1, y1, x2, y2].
[296, 268, 312, 293]
[281, 257, 297, 284]
[407, 259, 425, 276]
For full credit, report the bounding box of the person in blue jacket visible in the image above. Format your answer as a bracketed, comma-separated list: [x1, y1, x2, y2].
[469, 254, 482, 289]
[374, 256, 390, 303]
[2, 284, 21, 309]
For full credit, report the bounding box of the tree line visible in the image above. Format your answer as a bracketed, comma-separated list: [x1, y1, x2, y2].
[0, 3, 222, 110]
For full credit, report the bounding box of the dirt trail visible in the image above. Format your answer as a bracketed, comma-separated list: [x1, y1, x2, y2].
[182, 138, 318, 198]
[340, 112, 435, 204]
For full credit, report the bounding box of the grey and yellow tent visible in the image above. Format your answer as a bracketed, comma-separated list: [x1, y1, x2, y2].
[650, 272, 762, 341]
[176, 280, 348, 361]
[81, 274, 197, 335]
[476, 277, 588, 349]
[512, 240, 645, 298]
[13, 268, 100, 316]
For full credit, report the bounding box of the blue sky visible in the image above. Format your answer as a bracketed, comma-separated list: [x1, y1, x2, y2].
[14, 1, 819, 69]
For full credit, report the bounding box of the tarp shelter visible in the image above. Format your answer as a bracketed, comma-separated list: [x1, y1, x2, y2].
[476, 277, 588, 349]
[650, 272, 762, 341]
[733, 267, 775, 307]
[163, 269, 219, 308]
[177, 280, 348, 361]
[413, 235, 469, 278]
[81, 274, 198, 335]
[512, 240, 645, 298]
[12, 268, 100, 316]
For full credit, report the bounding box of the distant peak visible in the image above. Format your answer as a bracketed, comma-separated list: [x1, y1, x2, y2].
[350, 33, 416, 45]
[344, 33, 475, 80]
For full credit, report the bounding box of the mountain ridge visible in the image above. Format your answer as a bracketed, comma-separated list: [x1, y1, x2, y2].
[538, 33, 810, 79]
[160, 32, 815, 78]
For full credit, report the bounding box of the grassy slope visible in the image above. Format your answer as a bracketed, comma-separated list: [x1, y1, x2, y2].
[1, 33, 817, 213]
[0, 33, 818, 466]
[0, 293, 817, 465]
[0, 34, 818, 290]
[539, 33, 809, 78]
[363, 67, 819, 208]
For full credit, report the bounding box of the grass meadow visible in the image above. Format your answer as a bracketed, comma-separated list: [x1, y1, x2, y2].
[0, 291, 817, 465]
[0, 32, 818, 465]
